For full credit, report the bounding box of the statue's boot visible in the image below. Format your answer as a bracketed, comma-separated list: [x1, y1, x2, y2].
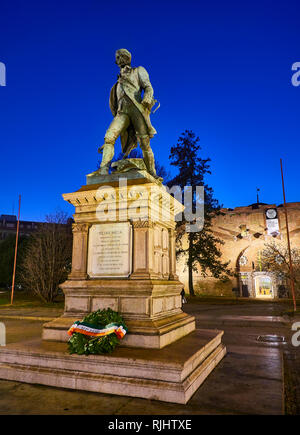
[139, 136, 157, 177]
[98, 142, 114, 175]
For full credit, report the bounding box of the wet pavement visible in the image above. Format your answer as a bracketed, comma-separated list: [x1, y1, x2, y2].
[0, 300, 298, 415]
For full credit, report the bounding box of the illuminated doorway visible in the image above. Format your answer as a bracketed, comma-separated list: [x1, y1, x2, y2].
[254, 275, 274, 299]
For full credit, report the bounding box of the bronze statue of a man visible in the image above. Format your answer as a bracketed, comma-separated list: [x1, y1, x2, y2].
[98, 49, 158, 177]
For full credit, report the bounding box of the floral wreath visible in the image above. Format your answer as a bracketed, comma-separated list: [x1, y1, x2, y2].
[67, 308, 128, 355]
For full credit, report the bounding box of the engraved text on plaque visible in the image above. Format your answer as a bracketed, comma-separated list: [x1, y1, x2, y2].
[87, 223, 132, 278]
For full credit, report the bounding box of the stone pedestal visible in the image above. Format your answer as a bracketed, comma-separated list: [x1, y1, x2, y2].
[0, 169, 227, 404]
[43, 171, 195, 348]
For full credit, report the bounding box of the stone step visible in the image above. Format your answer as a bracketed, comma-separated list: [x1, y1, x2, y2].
[0, 329, 226, 404]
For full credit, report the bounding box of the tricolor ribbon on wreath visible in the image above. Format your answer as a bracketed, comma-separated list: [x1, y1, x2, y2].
[67, 321, 128, 340]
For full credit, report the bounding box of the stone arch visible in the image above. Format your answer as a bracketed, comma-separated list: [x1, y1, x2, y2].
[236, 246, 250, 272]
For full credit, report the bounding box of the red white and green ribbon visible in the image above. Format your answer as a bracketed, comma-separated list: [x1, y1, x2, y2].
[67, 321, 127, 340]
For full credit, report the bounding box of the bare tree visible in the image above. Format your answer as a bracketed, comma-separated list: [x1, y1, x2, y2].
[20, 211, 73, 303]
[260, 241, 300, 296]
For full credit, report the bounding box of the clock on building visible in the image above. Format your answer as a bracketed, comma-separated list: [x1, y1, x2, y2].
[266, 208, 277, 219]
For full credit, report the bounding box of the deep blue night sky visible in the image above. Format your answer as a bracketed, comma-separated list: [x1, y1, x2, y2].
[0, 0, 299, 221]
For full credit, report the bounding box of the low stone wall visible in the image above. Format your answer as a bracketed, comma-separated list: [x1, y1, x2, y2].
[192, 277, 237, 297]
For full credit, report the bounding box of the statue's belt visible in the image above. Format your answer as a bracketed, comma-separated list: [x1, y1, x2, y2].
[68, 321, 128, 339]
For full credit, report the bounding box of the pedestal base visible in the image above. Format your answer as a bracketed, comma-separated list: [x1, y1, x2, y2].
[42, 279, 196, 349]
[0, 329, 226, 404]
[43, 312, 195, 349]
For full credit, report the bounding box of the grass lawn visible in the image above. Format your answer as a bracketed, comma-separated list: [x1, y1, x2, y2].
[0, 288, 298, 312]
[0, 290, 64, 309]
[282, 307, 300, 318]
[186, 294, 300, 306]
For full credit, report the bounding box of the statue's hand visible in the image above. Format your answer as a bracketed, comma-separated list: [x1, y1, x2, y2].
[141, 99, 152, 112]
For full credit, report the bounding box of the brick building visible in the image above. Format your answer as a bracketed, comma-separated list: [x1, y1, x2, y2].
[177, 202, 300, 298]
[0, 214, 40, 240]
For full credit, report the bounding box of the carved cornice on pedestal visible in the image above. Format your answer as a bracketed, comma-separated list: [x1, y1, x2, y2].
[131, 219, 154, 229]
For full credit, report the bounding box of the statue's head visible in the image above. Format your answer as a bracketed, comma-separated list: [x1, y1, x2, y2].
[115, 49, 132, 68]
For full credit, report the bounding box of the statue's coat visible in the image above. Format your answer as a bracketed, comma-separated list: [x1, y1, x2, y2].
[109, 66, 157, 155]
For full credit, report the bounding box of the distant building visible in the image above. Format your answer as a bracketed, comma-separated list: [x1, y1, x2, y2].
[0, 214, 41, 240]
[177, 202, 300, 299]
